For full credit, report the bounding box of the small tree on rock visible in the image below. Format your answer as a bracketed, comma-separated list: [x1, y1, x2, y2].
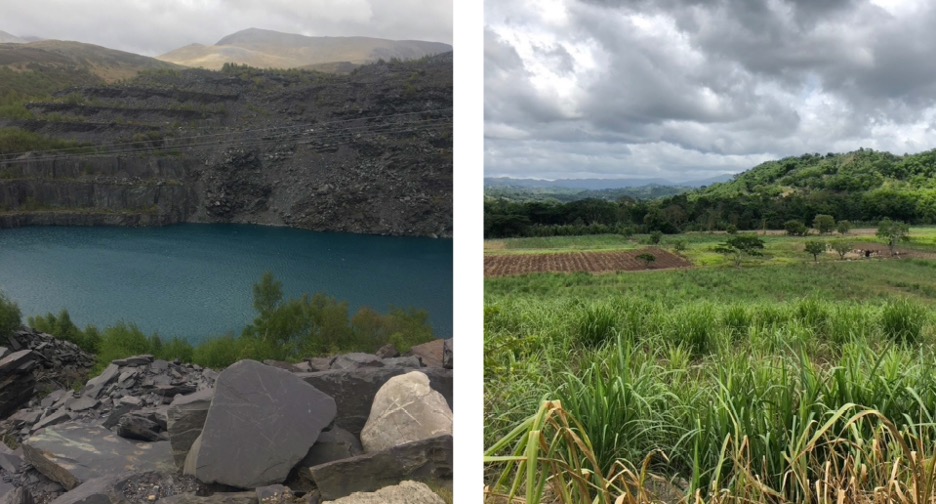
[804, 240, 826, 263]
[715, 235, 765, 268]
[877, 218, 910, 255]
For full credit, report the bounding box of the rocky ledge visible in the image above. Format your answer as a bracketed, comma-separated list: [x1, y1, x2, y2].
[0, 331, 453, 504]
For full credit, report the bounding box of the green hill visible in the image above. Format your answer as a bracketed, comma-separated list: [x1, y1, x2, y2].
[682, 148, 936, 228]
[0, 40, 182, 119]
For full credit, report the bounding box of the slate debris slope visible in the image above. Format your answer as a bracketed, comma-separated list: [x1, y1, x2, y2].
[0, 330, 455, 504]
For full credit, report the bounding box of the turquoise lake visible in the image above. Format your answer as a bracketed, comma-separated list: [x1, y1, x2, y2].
[0, 225, 452, 342]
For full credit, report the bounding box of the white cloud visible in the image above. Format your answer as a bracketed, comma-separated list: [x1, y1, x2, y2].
[485, 0, 936, 181]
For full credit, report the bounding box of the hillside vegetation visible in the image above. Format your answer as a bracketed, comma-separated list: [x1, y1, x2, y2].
[485, 148, 936, 238]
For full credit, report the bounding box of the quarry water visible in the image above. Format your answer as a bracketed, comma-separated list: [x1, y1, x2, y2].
[0, 224, 452, 342]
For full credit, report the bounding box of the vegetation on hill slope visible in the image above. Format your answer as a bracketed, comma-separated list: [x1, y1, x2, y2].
[485, 148, 936, 238]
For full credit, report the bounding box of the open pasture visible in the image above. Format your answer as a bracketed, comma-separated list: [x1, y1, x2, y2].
[484, 227, 936, 503]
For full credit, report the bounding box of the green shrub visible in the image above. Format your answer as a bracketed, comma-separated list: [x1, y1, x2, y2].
[94, 322, 151, 372]
[0, 292, 21, 344]
[192, 335, 241, 369]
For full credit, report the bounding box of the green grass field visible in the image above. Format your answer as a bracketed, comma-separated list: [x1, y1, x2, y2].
[484, 227, 936, 503]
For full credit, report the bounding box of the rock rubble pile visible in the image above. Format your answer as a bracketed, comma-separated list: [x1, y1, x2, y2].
[0, 330, 454, 504]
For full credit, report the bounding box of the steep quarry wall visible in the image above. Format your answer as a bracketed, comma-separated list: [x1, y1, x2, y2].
[0, 55, 452, 237]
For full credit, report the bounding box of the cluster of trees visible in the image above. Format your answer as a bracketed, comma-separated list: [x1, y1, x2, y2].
[485, 149, 936, 238]
[19, 272, 436, 371]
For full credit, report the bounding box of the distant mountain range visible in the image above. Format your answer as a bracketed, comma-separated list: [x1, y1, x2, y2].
[484, 174, 734, 190]
[0, 30, 29, 43]
[0, 27, 451, 77]
[157, 28, 452, 71]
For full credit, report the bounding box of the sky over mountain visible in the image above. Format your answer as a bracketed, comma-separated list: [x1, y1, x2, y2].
[0, 0, 452, 57]
[485, 0, 936, 182]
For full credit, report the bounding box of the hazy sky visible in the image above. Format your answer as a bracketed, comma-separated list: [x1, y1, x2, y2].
[485, 0, 936, 182]
[0, 0, 452, 56]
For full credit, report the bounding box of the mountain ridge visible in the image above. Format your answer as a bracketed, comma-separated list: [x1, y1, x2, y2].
[159, 27, 452, 71]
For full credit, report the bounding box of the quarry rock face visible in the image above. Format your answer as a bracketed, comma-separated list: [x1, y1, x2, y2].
[0, 54, 453, 238]
[183, 360, 336, 488]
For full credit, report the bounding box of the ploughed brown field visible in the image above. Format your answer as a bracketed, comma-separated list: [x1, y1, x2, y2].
[484, 247, 692, 277]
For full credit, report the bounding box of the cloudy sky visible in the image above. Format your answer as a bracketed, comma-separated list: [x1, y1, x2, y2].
[485, 0, 936, 183]
[0, 0, 452, 56]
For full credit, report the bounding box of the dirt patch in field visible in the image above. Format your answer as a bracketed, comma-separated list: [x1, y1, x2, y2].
[844, 242, 936, 260]
[484, 247, 692, 277]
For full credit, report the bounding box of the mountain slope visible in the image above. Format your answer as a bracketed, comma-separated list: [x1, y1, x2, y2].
[159, 28, 452, 71]
[0, 39, 182, 101]
[0, 30, 27, 43]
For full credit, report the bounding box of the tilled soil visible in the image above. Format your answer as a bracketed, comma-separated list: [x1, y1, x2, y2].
[484, 247, 692, 277]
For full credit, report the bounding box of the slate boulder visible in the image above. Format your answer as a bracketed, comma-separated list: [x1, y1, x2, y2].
[360, 371, 452, 453]
[183, 360, 336, 489]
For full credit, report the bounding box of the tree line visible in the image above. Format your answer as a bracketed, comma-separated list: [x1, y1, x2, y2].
[485, 148, 936, 238]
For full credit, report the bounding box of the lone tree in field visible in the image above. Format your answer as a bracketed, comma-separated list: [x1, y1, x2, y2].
[785, 220, 808, 236]
[804, 240, 826, 263]
[876, 218, 910, 255]
[636, 253, 656, 269]
[813, 214, 836, 235]
[831, 240, 853, 260]
[837, 220, 851, 235]
[715, 235, 765, 268]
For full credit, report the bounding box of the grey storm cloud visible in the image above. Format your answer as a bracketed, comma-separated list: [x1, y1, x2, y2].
[485, 0, 936, 182]
[0, 0, 452, 57]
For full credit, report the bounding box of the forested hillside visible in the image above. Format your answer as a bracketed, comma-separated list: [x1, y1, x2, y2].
[485, 148, 936, 238]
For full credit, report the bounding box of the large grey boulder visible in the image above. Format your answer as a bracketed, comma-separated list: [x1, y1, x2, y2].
[360, 371, 452, 453]
[21, 424, 174, 490]
[307, 435, 453, 501]
[299, 367, 452, 436]
[183, 360, 336, 489]
[167, 388, 214, 468]
[322, 481, 444, 504]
